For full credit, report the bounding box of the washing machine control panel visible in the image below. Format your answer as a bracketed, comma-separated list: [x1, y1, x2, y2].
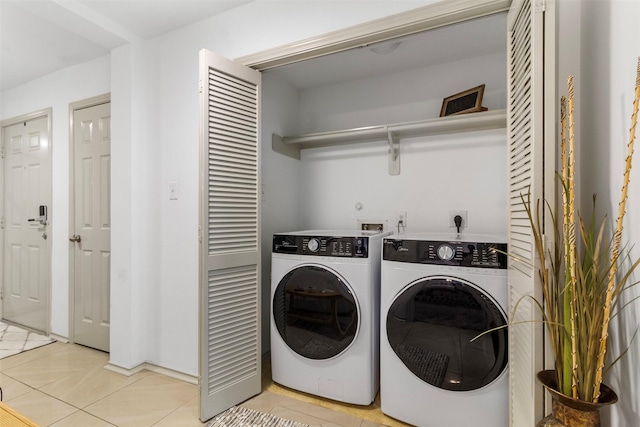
[273, 234, 369, 258]
[383, 238, 507, 268]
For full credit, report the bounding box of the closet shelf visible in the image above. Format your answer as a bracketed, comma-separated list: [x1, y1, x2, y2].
[272, 109, 507, 175]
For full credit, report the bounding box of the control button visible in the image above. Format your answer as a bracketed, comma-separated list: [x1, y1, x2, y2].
[437, 244, 455, 261]
[307, 238, 320, 253]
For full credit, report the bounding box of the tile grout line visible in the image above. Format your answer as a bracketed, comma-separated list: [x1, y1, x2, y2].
[43, 408, 117, 427]
[2, 343, 159, 426]
[149, 396, 205, 427]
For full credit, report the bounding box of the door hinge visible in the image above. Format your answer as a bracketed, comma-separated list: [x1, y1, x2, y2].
[199, 79, 203, 94]
[0, 142, 5, 158]
[536, 0, 547, 13]
[0, 288, 3, 300]
[0, 217, 5, 229]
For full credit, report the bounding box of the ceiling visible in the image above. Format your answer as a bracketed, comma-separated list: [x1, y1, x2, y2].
[0, 0, 254, 91]
[265, 12, 507, 90]
[0, 0, 506, 93]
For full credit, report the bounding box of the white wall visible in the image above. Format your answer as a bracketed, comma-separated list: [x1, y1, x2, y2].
[260, 73, 302, 349]
[297, 52, 507, 134]
[281, 51, 508, 236]
[578, 1, 640, 426]
[109, 40, 160, 369]
[0, 55, 110, 337]
[297, 128, 507, 235]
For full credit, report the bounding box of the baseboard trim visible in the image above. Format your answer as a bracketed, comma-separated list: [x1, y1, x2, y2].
[104, 362, 198, 385]
[50, 333, 69, 343]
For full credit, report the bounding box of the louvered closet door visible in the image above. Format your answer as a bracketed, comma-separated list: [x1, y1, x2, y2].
[507, 0, 552, 424]
[199, 49, 261, 422]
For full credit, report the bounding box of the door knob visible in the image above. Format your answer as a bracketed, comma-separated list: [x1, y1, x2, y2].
[69, 234, 81, 243]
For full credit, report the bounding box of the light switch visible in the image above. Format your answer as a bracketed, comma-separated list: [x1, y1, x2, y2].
[169, 182, 178, 200]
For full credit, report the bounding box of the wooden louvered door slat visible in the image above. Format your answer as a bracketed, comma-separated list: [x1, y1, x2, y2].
[507, 0, 551, 425]
[199, 49, 261, 422]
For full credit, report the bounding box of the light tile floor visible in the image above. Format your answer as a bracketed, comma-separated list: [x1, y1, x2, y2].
[0, 342, 407, 427]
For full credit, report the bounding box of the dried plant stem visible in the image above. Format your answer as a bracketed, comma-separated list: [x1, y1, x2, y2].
[592, 57, 640, 402]
[566, 76, 579, 399]
[557, 95, 568, 387]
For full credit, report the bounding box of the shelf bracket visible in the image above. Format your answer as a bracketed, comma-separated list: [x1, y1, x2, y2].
[272, 134, 301, 160]
[387, 128, 400, 175]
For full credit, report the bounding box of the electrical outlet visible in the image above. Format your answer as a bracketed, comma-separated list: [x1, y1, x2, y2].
[396, 211, 407, 227]
[449, 210, 468, 229]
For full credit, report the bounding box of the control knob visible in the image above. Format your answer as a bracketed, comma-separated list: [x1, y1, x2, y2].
[437, 244, 455, 261]
[307, 238, 320, 253]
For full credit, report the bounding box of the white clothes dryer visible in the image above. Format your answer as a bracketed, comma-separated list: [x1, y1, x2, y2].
[380, 233, 509, 427]
[271, 229, 389, 405]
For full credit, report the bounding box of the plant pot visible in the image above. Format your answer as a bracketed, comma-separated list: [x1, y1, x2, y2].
[536, 370, 618, 427]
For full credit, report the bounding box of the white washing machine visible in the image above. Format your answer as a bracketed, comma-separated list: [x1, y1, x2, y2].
[380, 233, 509, 427]
[271, 229, 389, 405]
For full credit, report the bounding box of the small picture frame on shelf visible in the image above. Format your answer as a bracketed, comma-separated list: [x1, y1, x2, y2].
[440, 84, 487, 117]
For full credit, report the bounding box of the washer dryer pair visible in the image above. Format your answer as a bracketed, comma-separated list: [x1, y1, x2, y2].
[270, 229, 389, 405]
[380, 233, 509, 427]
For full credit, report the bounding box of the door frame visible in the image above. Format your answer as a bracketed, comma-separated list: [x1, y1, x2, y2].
[0, 108, 53, 333]
[236, 0, 512, 70]
[68, 93, 110, 344]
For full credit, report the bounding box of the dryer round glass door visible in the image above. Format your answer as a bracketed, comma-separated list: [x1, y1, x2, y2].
[386, 276, 507, 391]
[273, 265, 359, 360]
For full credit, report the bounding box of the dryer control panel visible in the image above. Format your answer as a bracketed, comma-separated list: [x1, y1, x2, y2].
[273, 234, 369, 258]
[383, 238, 507, 269]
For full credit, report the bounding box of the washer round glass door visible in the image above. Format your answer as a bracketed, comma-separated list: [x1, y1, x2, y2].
[273, 265, 359, 360]
[387, 276, 507, 391]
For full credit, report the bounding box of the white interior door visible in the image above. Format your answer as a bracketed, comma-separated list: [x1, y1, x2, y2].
[199, 49, 261, 422]
[71, 100, 111, 352]
[1, 111, 52, 333]
[507, 0, 555, 424]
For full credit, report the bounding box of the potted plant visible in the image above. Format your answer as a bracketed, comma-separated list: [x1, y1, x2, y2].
[520, 59, 640, 427]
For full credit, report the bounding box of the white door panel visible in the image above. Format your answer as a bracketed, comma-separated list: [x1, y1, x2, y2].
[507, 0, 555, 424]
[71, 101, 111, 352]
[2, 113, 51, 332]
[199, 49, 261, 422]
